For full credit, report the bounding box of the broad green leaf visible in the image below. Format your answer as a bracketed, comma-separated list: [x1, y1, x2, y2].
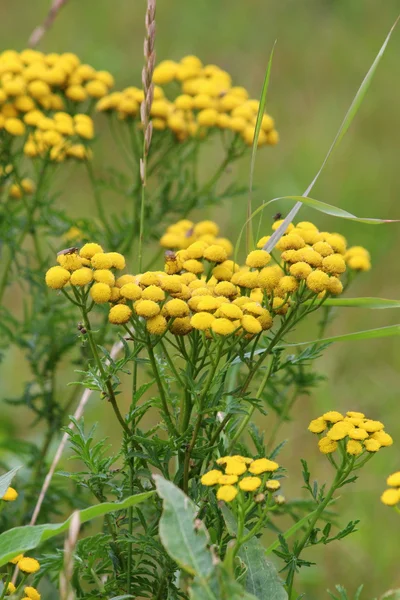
[0, 492, 153, 566]
[221, 506, 287, 600]
[281, 324, 400, 347]
[154, 475, 214, 579]
[248, 41, 276, 251]
[0, 467, 21, 498]
[315, 297, 400, 309]
[264, 16, 399, 252]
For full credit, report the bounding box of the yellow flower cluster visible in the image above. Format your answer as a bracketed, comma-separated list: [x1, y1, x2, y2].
[45, 219, 371, 340]
[381, 471, 400, 507]
[23, 111, 94, 161]
[308, 410, 393, 456]
[96, 55, 278, 146]
[201, 455, 280, 502]
[1, 486, 18, 501]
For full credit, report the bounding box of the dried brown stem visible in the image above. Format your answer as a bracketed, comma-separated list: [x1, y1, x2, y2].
[29, 0, 69, 48]
[60, 511, 80, 600]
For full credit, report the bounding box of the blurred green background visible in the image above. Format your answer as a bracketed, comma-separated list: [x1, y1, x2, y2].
[1, 0, 400, 597]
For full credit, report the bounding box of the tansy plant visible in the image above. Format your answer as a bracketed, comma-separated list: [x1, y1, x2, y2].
[0, 5, 399, 600]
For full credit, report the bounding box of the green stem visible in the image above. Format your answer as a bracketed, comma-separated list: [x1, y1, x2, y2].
[86, 161, 113, 242]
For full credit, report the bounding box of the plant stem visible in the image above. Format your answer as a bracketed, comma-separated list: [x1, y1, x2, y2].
[146, 335, 178, 437]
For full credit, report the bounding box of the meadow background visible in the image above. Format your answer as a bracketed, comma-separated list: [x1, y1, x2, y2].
[1, 0, 400, 596]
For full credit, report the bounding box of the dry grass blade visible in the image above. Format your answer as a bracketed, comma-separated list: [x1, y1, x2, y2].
[60, 511, 80, 600]
[29, 0, 69, 47]
[264, 15, 399, 253]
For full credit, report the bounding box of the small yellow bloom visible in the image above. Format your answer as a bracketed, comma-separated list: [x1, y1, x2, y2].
[182, 259, 204, 274]
[348, 427, 368, 441]
[107, 252, 126, 270]
[346, 440, 363, 456]
[347, 255, 371, 272]
[170, 317, 192, 336]
[241, 315, 262, 335]
[322, 411, 344, 423]
[249, 458, 279, 475]
[2, 486, 18, 501]
[90, 282, 111, 304]
[327, 421, 352, 441]
[201, 470, 221, 486]
[217, 475, 238, 485]
[266, 480, 281, 492]
[216, 485, 238, 502]
[308, 418, 327, 434]
[120, 283, 142, 301]
[7, 582, 16, 593]
[318, 437, 338, 454]
[164, 299, 190, 318]
[93, 269, 115, 286]
[57, 253, 83, 271]
[321, 254, 346, 275]
[364, 439, 381, 453]
[381, 488, 400, 506]
[245, 249, 271, 269]
[4, 117, 25, 136]
[146, 315, 168, 335]
[9, 553, 24, 565]
[24, 587, 41, 600]
[306, 270, 330, 293]
[91, 253, 114, 270]
[190, 312, 215, 331]
[142, 285, 165, 302]
[239, 477, 262, 492]
[346, 411, 365, 419]
[18, 557, 40, 574]
[135, 300, 160, 319]
[211, 318, 236, 336]
[203, 245, 227, 264]
[359, 420, 384, 433]
[387, 472, 400, 487]
[108, 305, 132, 325]
[45, 266, 70, 289]
[224, 460, 247, 476]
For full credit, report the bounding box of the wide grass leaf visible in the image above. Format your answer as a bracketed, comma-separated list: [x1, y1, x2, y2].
[282, 324, 400, 347]
[0, 492, 153, 566]
[0, 467, 21, 498]
[316, 297, 400, 309]
[154, 475, 214, 579]
[221, 505, 287, 600]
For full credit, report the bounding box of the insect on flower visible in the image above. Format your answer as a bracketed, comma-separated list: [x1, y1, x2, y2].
[57, 246, 79, 256]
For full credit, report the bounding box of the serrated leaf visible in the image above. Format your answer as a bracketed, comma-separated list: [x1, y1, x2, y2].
[154, 475, 214, 579]
[0, 492, 153, 566]
[221, 506, 288, 600]
[0, 467, 21, 498]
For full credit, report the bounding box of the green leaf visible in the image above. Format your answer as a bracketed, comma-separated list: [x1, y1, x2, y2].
[0, 492, 153, 566]
[0, 467, 21, 498]
[191, 565, 259, 600]
[248, 41, 276, 251]
[221, 506, 287, 600]
[154, 475, 214, 579]
[381, 592, 400, 600]
[264, 16, 399, 252]
[316, 297, 400, 309]
[281, 324, 400, 348]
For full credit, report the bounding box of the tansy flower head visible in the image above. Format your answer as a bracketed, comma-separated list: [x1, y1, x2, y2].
[266, 479, 281, 492]
[239, 476, 262, 491]
[318, 437, 338, 454]
[9, 553, 24, 565]
[381, 488, 400, 507]
[387, 472, 400, 487]
[18, 557, 40, 574]
[246, 250, 271, 269]
[45, 266, 70, 289]
[109, 305, 132, 325]
[135, 300, 160, 318]
[217, 485, 238, 502]
[308, 418, 327, 434]
[2, 486, 18, 501]
[24, 587, 41, 600]
[90, 282, 111, 303]
[200, 469, 221, 486]
[249, 458, 279, 475]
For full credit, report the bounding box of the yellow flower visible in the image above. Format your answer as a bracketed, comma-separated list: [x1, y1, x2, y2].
[146, 315, 168, 335]
[9, 554, 24, 564]
[201, 470, 221, 486]
[249, 458, 279, 475]
[224, 460, 247, 476]
[86, 80, 108, 98]
[258, 309, 273, 330]
[266, 480, 281, 491]
[170, 317, 192, 336]
[182, 259, 204, 274]
[387, 472, 400, 487]
[359, 420, 384, 433]
[318, 437, 338, 454]
[57, 253, 83, 271]
[258, 266, 282, 290]
[24, 587, 41, 600]
[197, 108, 218, 127]
[135, 300, 161, 319]
[239, 477, 262, 492]
[164, 299, 190, 318]
[218, 475, 238, 485]
[142, 285, 165, 302]
[108, 305, 132, 325]
[7, 583, 16, 593]
[322, 411, 344, 423]
[4, 117, 25, 136]
[246, 250, 271, 269]
[381, 488, 400, 507]
[93, 269, 115, 286]
[2, 486, 18, 501]
[327, 277, 343, 295]
[91, 253, 114, 269]
[18, 557, 40, 574]
[347, 255, 371, 272]
[241, 314, 262, 335]
[276, 234, 305, 251]
[107, 252, 126, 270]
[191, 312, 215, 331]
[346, 440, 363, 456]
[327, 421, 352, 441]
[45, 266, 70, 289]
[211, 318, 236, 336]
[120, 283, 142, 301]
[90, 282, 111, 304]
[364, 439, 381, 453]
[216, 485, 238, 502]
[306, 270, 330, 293]
[66, 85, 87, 102]
[348, 428, 368, 441]
[75, 117, 95, 139]
[322, 254, 346, 275]
[308, 418, 327, 434]
[347, 411, 365, 418]
[203, 245, 227, 264]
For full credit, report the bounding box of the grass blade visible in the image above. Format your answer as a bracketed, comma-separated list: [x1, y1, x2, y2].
[316, 297, 400, 309]
[281, 324, 400, 347]
[248, 41, 276, 252]
[264, 16, 399, 252]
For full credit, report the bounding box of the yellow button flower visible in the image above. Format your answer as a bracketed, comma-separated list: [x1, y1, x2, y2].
[146, 315, 168, 335]
[308, 418, 327, 434]
[318, 437, 338, 454]
[218, 475, 238, 485]
[135, 300, 160, 319]
[216, 485, 238, 502]
[108, 305, 132, 325]
[322, 411, 344, 423]
[224, 460, 247, 476]
[364, 439, 381, 453]
[200, 470, 221, 486]
[266, 480, 281, 492]
[120, 283, 142, 301]
[2, 486, 18, 501]
[90, 282, 111, 304]
[387, 472, 400, 487]
[45, 266, 70, 289]
[346, 440, 363, 456]
[381, 488, 400, 506]
[249, 458, 279, 475]
[24, 587, 41, 600]
[18, 557, 40, 574]
[239, 477, 262, 492]
[246, 250, 271, 269]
